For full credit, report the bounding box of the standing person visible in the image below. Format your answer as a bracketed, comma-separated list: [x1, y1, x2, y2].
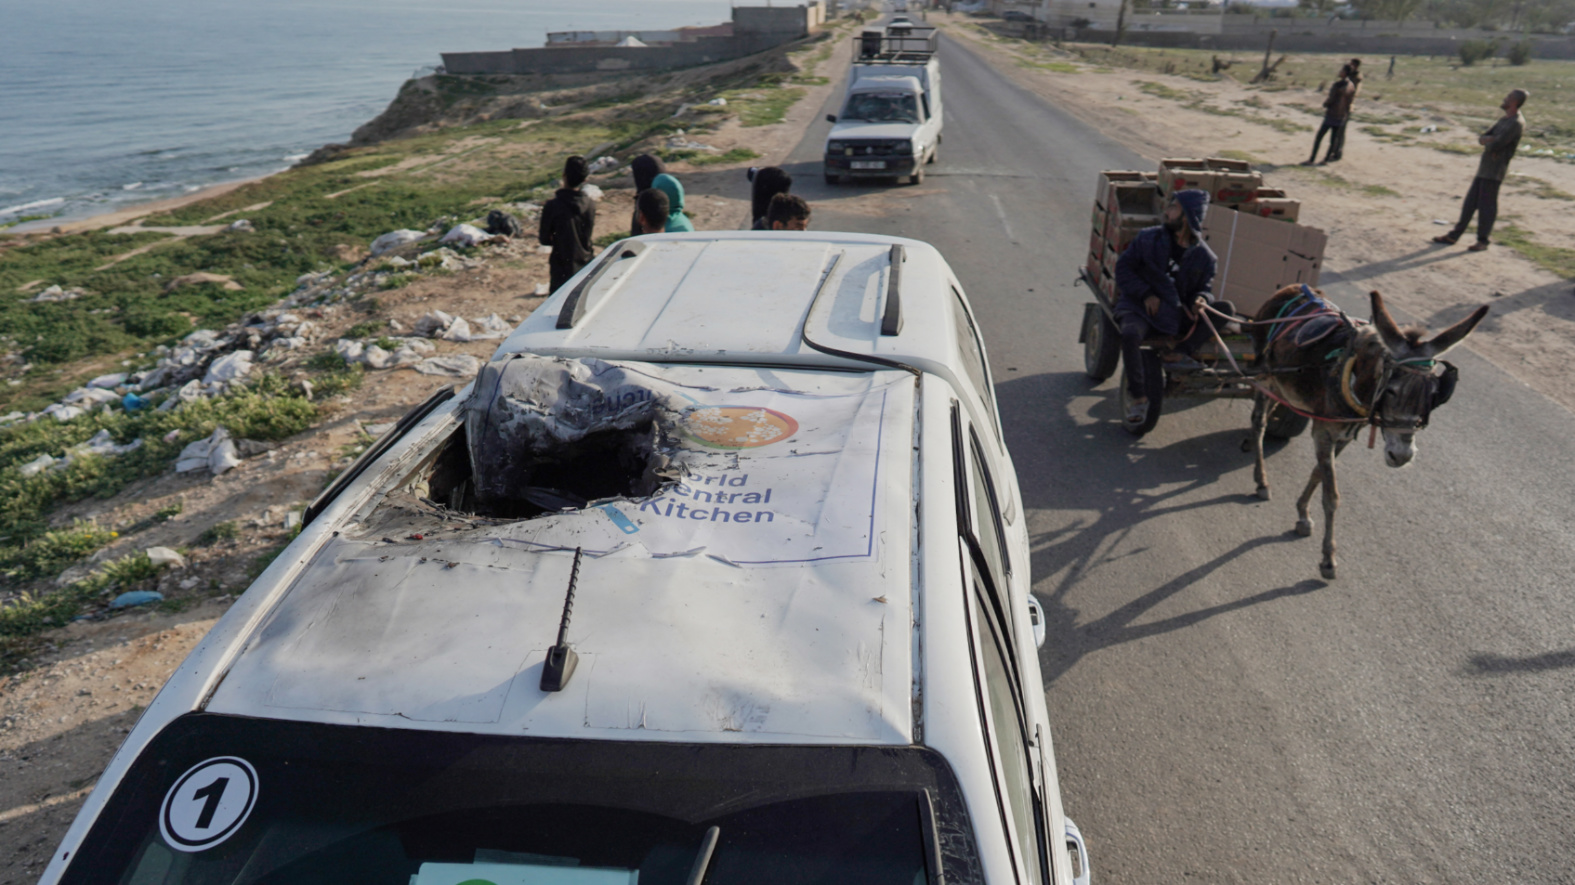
[538, 155, 597, 292]
[1113, 189, 1220, 427]
[1432, 89, 1528, 252]
[634, 188, 670, 235]
[1303, 63, 1355, 166]
[651, 173, 694, 233]
[766, 193, 811, 231]
[747, 166, 793, 230]
[1327, 59, 1362, 162]
[628, 154, 666, 237]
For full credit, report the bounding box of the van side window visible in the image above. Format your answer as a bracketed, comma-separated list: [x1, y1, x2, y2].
[972, 575, 1048, 885]
[950, 286, 1003, 445]
[953, 406, 1020, 682]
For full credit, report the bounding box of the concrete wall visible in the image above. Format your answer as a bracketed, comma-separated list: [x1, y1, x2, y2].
[443, 3, 825, 76]
[1059, 23, 1575, 60]
[443, 33, 799, 75]
[547, 30, 685, 46]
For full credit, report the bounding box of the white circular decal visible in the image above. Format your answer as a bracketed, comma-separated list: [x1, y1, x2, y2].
[158, 757, 259, 852]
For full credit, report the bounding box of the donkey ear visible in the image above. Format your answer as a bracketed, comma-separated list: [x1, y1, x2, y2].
[1368, 290, 1408, 351]
[1423, 304, 1490, 358]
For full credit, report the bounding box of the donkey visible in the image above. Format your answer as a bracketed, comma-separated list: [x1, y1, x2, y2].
[1247, 286, 1488, 579]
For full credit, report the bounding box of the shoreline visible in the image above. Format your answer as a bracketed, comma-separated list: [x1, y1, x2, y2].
[3, 173, 277, 238]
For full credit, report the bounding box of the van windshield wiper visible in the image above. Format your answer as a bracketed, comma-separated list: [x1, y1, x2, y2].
[685, 826, 721, 885]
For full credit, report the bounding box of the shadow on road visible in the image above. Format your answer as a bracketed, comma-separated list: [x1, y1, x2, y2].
[1464, 648, 1575, 676]
[994, 371, 1323, 683]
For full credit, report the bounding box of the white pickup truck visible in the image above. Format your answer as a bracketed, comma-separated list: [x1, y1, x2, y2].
[824, 23, 942, 186]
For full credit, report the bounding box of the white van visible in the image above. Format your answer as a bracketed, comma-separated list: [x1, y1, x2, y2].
[825, 25, 943, 186]
[40, 233, 1088, 885]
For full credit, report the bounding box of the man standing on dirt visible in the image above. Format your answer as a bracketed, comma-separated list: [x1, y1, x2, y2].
[539, 155, 597, 292]
[1114, 189, 1219, 427]
[1433, 89, 1528, 252]
[1303, 61, 1359, 165]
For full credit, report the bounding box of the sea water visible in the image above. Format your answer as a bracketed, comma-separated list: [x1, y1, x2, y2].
[0, 0, 732, 225]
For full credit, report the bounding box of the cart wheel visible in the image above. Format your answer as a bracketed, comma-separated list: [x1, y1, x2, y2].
[1081, 303, 1121, 382]
[1265, 404, 1310, 440]
[1118, 351, 1165, 436]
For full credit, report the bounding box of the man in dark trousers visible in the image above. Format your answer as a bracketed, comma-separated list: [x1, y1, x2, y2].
[1433, 89, 1528, 252]
[1113, 188, 1219, 427]
[539, 155, 596, 292]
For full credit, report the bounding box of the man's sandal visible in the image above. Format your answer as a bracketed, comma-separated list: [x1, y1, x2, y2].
[1467, 241, 1489, 252]
[1431, 234, 1459, 245]
[1125, 400, 1149, 426]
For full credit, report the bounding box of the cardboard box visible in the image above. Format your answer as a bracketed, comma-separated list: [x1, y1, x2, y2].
[1254, 187, 1288, 199]
[1108, 181, 1162, 218]
[1104, 215, 1154, 251]
[1241, 197, 1301, 222]
[1087, 248, 1103, 283]
[1158, 161, 1213, 197]
[1095, 170, 1147, 207]
[1200, 205, 1327, 317]
[1092, 203, 1108, 238]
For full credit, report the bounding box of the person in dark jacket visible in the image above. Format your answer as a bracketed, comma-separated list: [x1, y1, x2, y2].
[539, 155, 597, 292]
[1304, 63, 1357, 165]
[1432, 88, 1527, 252]
[766, 193, 811, 230]
[1113, 188, 1220, 426]
[748, 166, 793, 230]
[628, 154, 666, 237]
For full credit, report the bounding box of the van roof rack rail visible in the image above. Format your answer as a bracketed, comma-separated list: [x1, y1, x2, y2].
[881, 244, 904, 336]
[557, 241, 646, 329]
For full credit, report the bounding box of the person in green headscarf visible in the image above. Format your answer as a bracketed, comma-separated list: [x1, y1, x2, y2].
[651, 173, 694, 233]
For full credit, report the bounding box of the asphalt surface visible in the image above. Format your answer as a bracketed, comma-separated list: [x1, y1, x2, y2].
[785, 28, 1575, 883]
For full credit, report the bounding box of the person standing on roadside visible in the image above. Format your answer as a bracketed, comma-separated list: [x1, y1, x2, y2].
[539, 155, 597, 292]
[748, 166, 794, 230]
[634, 188, 670, 235]
[1433, 89, 1528, 252]
[1303, 62, 1358, 165]
[628, 154, 666, 237]
[651, 172, 694, 233]
[766, 193, 811, 231]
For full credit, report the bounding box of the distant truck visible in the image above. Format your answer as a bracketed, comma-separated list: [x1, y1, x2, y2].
[823, 23, 942, 186]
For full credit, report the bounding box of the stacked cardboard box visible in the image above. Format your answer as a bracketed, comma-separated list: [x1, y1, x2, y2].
[1085, 157, 1326, 316]
[1086, 171, 1162, 304]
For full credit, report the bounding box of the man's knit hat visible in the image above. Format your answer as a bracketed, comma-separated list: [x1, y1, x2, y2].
[1172, 188, 1209, 233]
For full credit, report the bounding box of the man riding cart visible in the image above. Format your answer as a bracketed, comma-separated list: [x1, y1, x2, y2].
[1113, 189, 1235, 428]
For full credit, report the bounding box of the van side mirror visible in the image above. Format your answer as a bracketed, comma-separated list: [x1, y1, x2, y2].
[826, 114, 838, 124]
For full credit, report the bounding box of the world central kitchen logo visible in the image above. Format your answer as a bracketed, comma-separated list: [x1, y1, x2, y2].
[681, 405, 798, 449]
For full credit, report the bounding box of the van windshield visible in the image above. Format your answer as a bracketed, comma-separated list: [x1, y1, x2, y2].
[842, 91, 920, 123]
[63, 714, 984, 885]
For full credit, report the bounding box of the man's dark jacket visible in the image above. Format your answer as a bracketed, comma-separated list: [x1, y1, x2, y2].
[1113, 226, 1217, 337]
[539, 187, 596, 290]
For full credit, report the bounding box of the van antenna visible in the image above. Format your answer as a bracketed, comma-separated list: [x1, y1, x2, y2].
[540, 547, 583, 692]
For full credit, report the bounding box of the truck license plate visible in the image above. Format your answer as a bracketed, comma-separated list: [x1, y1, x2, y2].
[851, 160, 885, 170]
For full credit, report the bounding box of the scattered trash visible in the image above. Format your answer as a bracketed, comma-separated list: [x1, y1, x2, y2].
[89, 373, 127, 389]
[415, 354, 483, 377]
[19, 453, 55, 477]
[364, 422, 397, 436]
[587, 156, 619, 174]
[28, 285, 84, 303]
[164, 272, 244, 293]
[582, 184, 604, 201]
[439, 223, 499, 248]
[370, 229, 427, 256]
[485, 210, 523, 238]
[175, 427, 241, 475]
[707, 97, 728, 107]
[228, 219, 255, 232]
[203, 349, 254, 385]
[533, 283, 550, 296]
[109, 590, 164, 610]
[284, 510, 303, 531]
[1419, 125, 1437, 134]
[146, 547, 187, 569]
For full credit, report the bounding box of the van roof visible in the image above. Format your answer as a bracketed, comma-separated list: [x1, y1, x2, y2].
[205, 362, 921, 745]
[495, 232, 961, 376]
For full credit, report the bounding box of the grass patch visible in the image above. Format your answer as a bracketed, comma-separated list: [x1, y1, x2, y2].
[345, 320, 383, 338]
[690, 147, 760, 166]
[1363, 183, 1402, 197]
[1495, 225, 1575, 279]
[1507, 175, 1575, 201]
[1136, 81, 1194, 101]
[0, 521, 117, 583]
[1431, 142, 1480, 156]
[719, 83, 806, 128]
[1214, 149, 1260, 163]
[195, 521, 239, 546]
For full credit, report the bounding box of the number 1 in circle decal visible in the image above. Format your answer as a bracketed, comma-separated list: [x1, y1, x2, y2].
[159, 757, 259, 852]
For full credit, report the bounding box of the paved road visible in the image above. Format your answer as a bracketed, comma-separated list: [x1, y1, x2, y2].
[784, 30, 1575, 883]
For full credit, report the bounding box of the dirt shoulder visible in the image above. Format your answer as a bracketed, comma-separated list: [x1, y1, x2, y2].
[939, 15, 1575, 415]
